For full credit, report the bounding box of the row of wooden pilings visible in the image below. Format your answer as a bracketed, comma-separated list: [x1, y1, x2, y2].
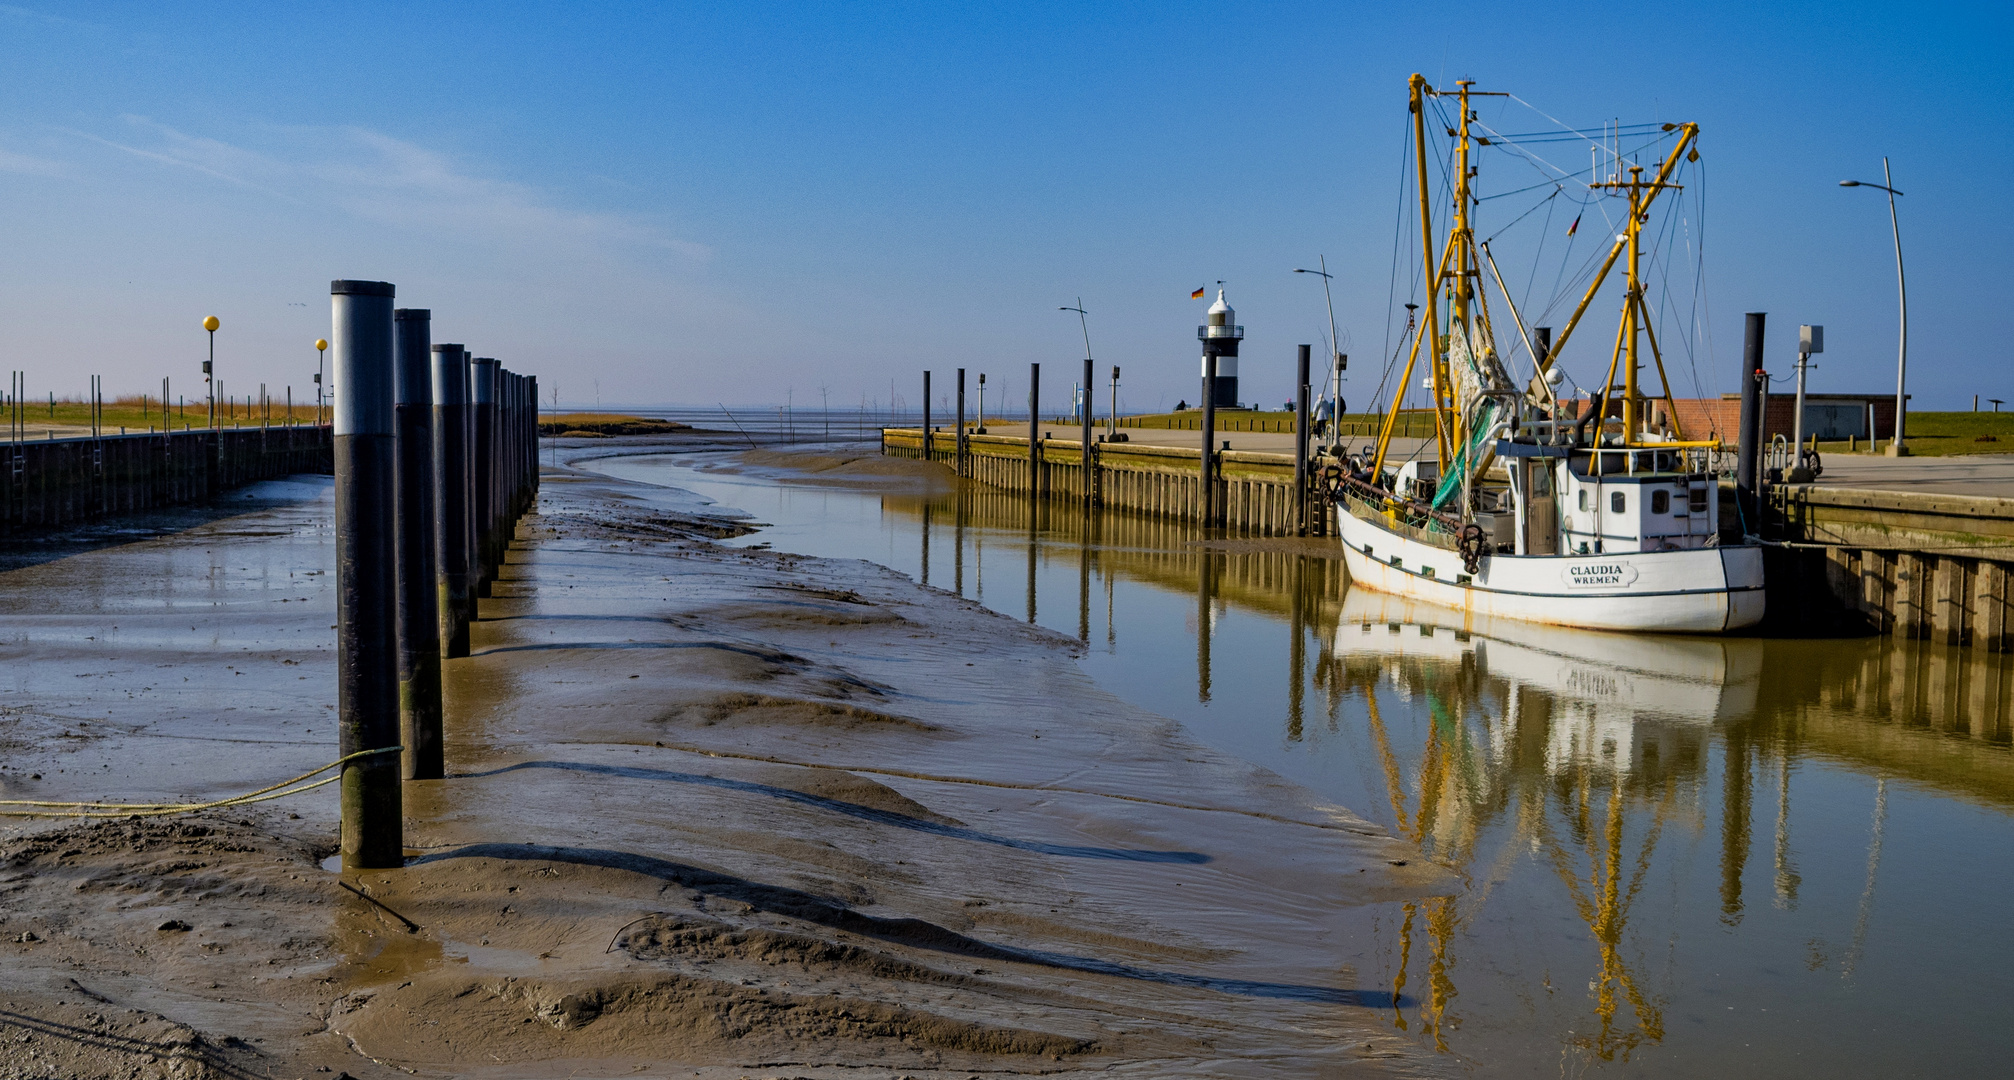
[331, 281, 541, 869]
[1, 424, 333, 535]
[882, 428, 1321, 537]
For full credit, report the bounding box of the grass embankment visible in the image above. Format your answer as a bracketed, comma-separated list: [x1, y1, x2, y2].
[1815, 411, 2014, 458]
[537, 413, 690, 437]
[6, 395, 320, 433]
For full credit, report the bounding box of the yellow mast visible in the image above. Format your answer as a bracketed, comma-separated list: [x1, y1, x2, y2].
[1371, 74, 1441, 484]
[1446, 82, 1473, 467]
[1371, 76, 1505, 486]
[1547, 124, 1715, 448]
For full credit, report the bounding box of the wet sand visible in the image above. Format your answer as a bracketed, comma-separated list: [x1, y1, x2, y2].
[0, 440, 1453, 1079]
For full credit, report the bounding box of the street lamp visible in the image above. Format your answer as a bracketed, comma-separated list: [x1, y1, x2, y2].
[202, 315, 220, 432]
[1293, 257, 1346, 452]
[1060, 299, 1092, 425]
[315, 338, 328, 426]
[1840, 162, 1907, 456]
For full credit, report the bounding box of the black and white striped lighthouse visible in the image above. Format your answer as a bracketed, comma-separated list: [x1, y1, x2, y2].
[1198, 289, 1243, 408]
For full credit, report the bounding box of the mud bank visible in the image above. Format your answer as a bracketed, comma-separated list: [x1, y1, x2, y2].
[0, 446, 1454, 1079]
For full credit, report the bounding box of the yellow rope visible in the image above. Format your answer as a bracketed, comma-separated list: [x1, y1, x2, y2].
[0, 746, 402, 819]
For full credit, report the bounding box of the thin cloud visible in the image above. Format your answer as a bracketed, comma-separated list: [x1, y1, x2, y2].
[0, 146, 67, 177]
[69, 117, 709, 263]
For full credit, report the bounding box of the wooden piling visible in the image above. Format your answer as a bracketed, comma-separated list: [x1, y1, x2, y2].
[392, 309, 443, 780]
[331, 279, 403, 871]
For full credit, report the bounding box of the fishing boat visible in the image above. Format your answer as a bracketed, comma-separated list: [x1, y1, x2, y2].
[1330, 76, 1764, 633]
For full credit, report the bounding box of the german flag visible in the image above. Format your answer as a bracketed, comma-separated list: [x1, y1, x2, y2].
[1191, 286, 1206, 299]
[1566, 213, 1581, 238]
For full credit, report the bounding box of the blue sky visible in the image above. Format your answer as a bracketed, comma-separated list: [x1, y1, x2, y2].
[0, 1, 2003, 413]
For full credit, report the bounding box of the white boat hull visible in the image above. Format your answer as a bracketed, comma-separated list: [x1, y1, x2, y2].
[1335, 506, 1765, 633]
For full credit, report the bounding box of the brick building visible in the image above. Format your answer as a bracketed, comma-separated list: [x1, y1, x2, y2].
[1623, 393, 1903, 444]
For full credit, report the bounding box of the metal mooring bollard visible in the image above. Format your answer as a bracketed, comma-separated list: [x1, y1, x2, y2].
[393, 308, 443, 780]
[331, 279, 403, 870]
[431, 343, 472, 658]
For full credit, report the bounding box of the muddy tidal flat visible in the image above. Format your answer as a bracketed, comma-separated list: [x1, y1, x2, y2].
[0, 446, 1449, 1079]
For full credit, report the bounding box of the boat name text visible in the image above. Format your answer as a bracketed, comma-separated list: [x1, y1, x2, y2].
[1560, 560, 1639, 589]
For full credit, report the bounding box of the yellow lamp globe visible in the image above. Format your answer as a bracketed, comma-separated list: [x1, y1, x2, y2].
[202, 315, 220, 332]
[315, 339, 328, 352]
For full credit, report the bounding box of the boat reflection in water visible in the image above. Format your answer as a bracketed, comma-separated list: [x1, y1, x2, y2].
[1327, 592, 1765, 1057]
[591, 453, 2014, 1077]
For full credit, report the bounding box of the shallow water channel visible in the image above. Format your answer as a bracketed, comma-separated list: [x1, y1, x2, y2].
[588, 447, 2013, 1078]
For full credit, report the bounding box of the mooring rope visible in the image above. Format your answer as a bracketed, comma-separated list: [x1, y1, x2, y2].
[0, 746, 401, 819]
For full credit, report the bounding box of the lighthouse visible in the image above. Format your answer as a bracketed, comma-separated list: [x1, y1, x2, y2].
[1198, 289, 1242, 408]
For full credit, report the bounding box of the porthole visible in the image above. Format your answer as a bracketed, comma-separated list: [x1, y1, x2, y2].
[1610, 490, 1626, 513]
[1651, 490, 1670, 514]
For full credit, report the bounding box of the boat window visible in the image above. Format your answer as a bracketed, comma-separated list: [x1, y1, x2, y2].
[1610, 490, 1626, 513]
[1651, 490, 1670, 514]
[1530, 466, 1553, 496]
[1690, 486, 1709, 513]
[1578, 489, 1588, 511]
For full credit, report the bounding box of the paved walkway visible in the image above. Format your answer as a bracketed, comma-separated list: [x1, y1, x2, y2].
[1814, 453, 2014, 499]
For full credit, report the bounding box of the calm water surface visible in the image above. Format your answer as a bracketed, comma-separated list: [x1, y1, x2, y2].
[589, 448, 2014, 1078]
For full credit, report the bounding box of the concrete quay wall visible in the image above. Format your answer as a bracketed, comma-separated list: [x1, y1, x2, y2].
[882, 427, 1311, 537]
[1, 425, 333, 537]
[1769, 484, 2014, 651]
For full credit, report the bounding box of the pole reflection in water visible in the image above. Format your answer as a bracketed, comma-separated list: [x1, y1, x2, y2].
[583, 450, 2014, 1079]
[1288, 555, 1306, 742]
[1077, 524, 1091, 643]
[1025, 502, 1037, 625]
[1196, 547, 1213, 704]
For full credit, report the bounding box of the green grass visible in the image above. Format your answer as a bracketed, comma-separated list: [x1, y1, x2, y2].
[537, 413, 689, 436]
[1814, 410, 2014, 457]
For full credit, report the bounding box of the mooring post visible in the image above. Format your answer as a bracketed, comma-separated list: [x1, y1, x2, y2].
[456, 349, 478, 628]
[498, 370, 513, 526]
[1081, 354, 1093, 509]
[393, 310, 443, 779]
[1295, 344, 1310, 536]
[956, 368, 967, 477]
[1201, 355, 1217, 528]
[515, 373, 529, 512]
[330, 279, 403, 870]
[923, 370, 932, 463]
[430, 343, 471, 658]
[527, 375, 540, 497]
[1737, 312, 1767, 536]
[1027, 363, 1040, 497]
[471, 358, 498, 594]
[507, 372, 521, 513]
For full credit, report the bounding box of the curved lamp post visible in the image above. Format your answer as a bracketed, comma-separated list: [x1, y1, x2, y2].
[1061, 300, 1094, 507]
[316, 338, 329, 426]
[202, 315, 220, 431]
[1293, 257, 1344, 452]
[1840, 161, 1907, 456]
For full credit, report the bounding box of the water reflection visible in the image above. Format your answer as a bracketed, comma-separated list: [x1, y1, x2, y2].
[871, 480, 2014, 1072]
[594, 453, 2014, 1077]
